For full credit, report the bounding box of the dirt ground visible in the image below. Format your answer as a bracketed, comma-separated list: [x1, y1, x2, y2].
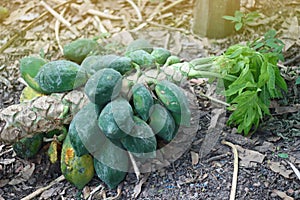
[0, 0, 299, 199]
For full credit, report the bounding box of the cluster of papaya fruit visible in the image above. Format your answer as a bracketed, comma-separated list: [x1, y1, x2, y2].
[13, 38, 191, 190]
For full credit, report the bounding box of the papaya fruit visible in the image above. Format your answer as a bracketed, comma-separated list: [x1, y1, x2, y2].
[19, 56, 47, 93]
[165, 55, 181, 66]
[125, 38, 153, 55]
[13, 133, 43, 159]
[63, 38, 100, 63]
[127, 49, 155, 68]
[81, 55, 133, 77]
[84, 68, 122, 106]
[93, 140, 128, 189]
[155, 80, 191, 126]
[98, 97, 134, 139]
[68, 102, 106, 156]
[108, 56, 133, 75]
[121, 116, 156, 158]
[60, 135, 94, 189]
[35, 60, 87, 94]
[132, 83, 153, 121]
[151, 47, 171, 65]
[148, 103, 176, 142]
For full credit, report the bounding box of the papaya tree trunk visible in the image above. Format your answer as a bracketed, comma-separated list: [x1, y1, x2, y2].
[0, 90, 89, 143]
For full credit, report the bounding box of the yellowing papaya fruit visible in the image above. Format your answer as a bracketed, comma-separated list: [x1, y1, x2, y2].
[60, 135, 94, 189]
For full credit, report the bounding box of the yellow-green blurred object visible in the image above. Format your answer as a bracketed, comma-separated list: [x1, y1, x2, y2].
[20, 86, 44, 103]
[61, 135, 95, 189]
[0, 6, 9, 21]
[48, 140, 59, 163]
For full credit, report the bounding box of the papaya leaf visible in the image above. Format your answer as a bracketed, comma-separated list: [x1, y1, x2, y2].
[227, 90, 269, 135]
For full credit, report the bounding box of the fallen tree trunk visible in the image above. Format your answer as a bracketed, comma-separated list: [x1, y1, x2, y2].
[0, 65, 189, 143]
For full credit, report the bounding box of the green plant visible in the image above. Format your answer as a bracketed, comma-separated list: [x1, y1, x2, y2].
[296, 77, 300, 85]
[223, 10, 261, 31]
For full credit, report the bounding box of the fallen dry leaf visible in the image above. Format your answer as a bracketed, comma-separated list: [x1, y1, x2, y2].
[235, 145, 265, 167]
[8, 163, 35, 185]
[272, 189, 294, 200]
[287, 161, 300, 181]
[40, 188, 56, 200]
[191, 151, 199, 165]
[254, 141, 276, 153]
[0, 158, 15, 165]
[270, 162, 293, 178]
[199, 108, 226, 159]
[0, 179, 9, 188]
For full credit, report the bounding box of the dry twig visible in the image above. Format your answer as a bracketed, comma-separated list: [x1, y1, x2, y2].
[55, 8, 67, 54]
[128, 152, 141, 181]
[0, 0, 75, 53]
[21, 175, 65, 200]
[161, 0, 186, 13]
[221, 140, 239, 200]
[126, 0, 143, 22]
[40, 0, 79, 36]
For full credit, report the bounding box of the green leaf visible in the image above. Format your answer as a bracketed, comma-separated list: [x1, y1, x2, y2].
[234, 10, 244, 20]
[235, 22, 243, 31]
[296, 77, 300, 85]
[278, 153, 289, 159]
[222, 15, 239, 22]
[274, 66, 288, 92]
[227, 90, 268, 135]
[266, 63, 276, 97]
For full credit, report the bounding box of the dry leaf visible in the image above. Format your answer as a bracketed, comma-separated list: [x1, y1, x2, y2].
[0, 158, 15, 165]
[40, 188, 56, 200]
[272, 189, 294, 200]
[19, 13, 39, 21]
[0, 179, 9, 188]
[254, 141, 276, 153]
[287, 161, 300, 181]
[199, 108, 226, 159]
[270, 162, 293, 178]
[9, 163, 35, 185]
[236, 145, 265, 167]
[191, 151, 199, 165]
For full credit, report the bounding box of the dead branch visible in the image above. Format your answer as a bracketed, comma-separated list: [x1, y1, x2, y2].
[221, 140, 239, 200]
[21, 175, 65, 200]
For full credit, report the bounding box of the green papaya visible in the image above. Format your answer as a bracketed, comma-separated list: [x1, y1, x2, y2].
[132, 83, 153, 121]
[68, 102, 106, 156]
[121, 116, 157, 158]
[13, 133, 43, 159]
[108, 56, 133, 75]
[34, 60, 87, 94]
[81, 55, 133, 77]
[19, 56, 47, 93]
[127, 49, 155, 68]
[151, 47, 171, 65]
[98, 97, 134, 139]
[165, 55, 181, 66]
[149, 103, 176, 142]
[125, 38, 153, 55]
[155, 80, 191, 126]
[93, 140, 128, 189]
[63, 38, 100, 63]
[61, 135, 94, 189]
[84, 68, 122, 106]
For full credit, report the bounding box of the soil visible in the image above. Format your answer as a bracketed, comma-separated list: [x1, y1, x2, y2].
[0, 0, 299, 200]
